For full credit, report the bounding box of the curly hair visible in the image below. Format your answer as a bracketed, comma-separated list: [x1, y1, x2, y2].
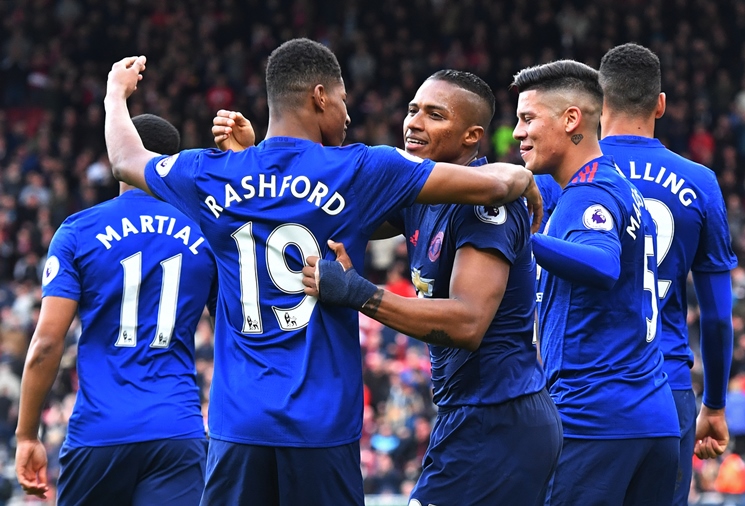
[131, 114, 181, 155]
[599, 43, 661, 117]
[265, 38, 342, 107]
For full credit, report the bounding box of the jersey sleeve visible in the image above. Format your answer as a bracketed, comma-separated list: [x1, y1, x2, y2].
[554, 184, 625, 244]
[354, 146, 435, 233]
[41, 221, 81, 301]
[535, 175, 562, 233]
[692, 176, 737, 273]
[144, 149, 204, 224]
[451, 204, 526, 264]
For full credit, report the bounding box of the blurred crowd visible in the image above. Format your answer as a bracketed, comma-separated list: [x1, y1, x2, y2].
[3, 0, 745, 503]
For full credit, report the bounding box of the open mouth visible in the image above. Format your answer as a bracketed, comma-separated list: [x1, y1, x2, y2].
[405, 137, 428, 150]
[519, 145, 533, 157]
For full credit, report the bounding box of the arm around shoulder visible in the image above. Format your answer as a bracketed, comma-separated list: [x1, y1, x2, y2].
[418, 162, 532, 206]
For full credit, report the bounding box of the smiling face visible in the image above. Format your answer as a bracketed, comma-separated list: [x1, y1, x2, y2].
[318, 79, 351, 146]
[512, 89, 567, 175]
[403, 79, 483, 165]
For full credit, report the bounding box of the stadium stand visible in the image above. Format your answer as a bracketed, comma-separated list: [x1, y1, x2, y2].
[2, 0, 745, 503]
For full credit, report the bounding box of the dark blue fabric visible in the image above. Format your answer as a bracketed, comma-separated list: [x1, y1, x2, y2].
[202, 439, 364, 506]
[57, 438, 206, 506]
[672, 389, 697, 506]
[694, 271, 734, 409]
[545, 436, 679, 506]
[411, 390, 562, 506]
[317, 260, 378, 309]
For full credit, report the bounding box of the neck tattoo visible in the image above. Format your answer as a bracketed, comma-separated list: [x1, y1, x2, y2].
[571, 134, 583, 145]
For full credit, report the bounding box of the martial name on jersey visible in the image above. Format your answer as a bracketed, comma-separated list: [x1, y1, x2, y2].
[203, 173, 347, 219]
[95, 214, 206, 254]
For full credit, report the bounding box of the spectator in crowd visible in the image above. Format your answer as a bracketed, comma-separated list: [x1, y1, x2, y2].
[2, 0, 745, 501]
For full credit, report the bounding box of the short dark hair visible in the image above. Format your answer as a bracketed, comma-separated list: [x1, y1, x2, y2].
[511, 60, 603, 109]
[265, 38, 342, 107]
[599, 43, 661, 117]
[427, 69, 496, 127]
[131, 114, 180, 155]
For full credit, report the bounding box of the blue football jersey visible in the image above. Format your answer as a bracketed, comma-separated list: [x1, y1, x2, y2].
[535, 174, 563, 232]
[143, 138, 435, 447]
[601, 136, 737, 391]
[537, 156, 679, 438]
[42, 190, 217, 447]
[389, 157, 545, 408]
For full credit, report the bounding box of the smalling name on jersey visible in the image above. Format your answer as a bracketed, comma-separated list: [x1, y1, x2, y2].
[204, 174, 346, 219]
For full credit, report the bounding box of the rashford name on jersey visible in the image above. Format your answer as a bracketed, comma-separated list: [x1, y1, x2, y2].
[95, 214, 206, 254]
[619, 160, 697, 207]
[204, 173, 347, 219]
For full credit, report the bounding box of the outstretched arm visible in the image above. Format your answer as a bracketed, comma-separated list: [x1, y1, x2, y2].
[104, 56, 161, 192]
[693, 270, 734, 459]
[420, 163, 543, 233]
[211, 110, 543, 232]
[15, 296, 77, 499]
[532, 233, 621, 290]
[303, 240, 507, 351]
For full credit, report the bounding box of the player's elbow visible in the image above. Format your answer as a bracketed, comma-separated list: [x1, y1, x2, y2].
[458, 323, 485, 352]
[26, 333, 65, 369]
[485, 178, 513, 207]
[110, 162, 127, 183]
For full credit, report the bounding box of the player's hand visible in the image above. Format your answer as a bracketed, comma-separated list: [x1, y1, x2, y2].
[303, 240, 354, 297]
[523, 175, 544, 234]
[106, 56, 147, 101]
[212, 110, 255, 152]
[327, 240, 353, 270]
[15, 438, 49, 499]
[694, 405, 729, 459]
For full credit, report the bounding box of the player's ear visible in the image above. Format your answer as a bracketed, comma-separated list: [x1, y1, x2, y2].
[655, 92, 666, 119]
[564, 106, 581, 134]
[463, 125, 484, 148]
[313, 84, 326, 112]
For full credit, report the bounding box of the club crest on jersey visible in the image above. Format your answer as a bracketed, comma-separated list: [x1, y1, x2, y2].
[475, 205, 507, 225]
[156, 153, 180, 177]
[42, 255, 60, 286]
[582, 204, 613, 231]
[411, 268, 434, 297]
[428, 231, 444, 262]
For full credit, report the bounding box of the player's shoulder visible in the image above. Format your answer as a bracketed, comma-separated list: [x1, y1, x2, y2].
[659, 147, 718, 185]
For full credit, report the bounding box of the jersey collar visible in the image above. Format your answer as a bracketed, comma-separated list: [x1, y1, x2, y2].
[601, 135, 664, 148]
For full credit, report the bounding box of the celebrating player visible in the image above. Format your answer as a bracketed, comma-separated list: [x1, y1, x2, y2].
[302, 70, 562, 506]
[103, 38, 542, 505]
[15, 114, 217, 505]
[599, 42, 737, 505]
[512, 60, 680, 505]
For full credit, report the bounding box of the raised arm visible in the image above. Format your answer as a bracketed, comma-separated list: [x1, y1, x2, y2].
[15, 296, 77, 499]
[303, 241, 507, 351]
[419, 162, 543, 232]
[103, 56, 161, 192]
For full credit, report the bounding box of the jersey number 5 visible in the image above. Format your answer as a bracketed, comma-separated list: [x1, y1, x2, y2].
[643, 235, 659, 342]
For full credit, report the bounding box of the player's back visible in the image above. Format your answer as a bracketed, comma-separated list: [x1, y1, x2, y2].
[144, 138, 435, 447]
[538, 156, 678, 438]
[600, 135, 737, 390]
[44, 189, 217, 447]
